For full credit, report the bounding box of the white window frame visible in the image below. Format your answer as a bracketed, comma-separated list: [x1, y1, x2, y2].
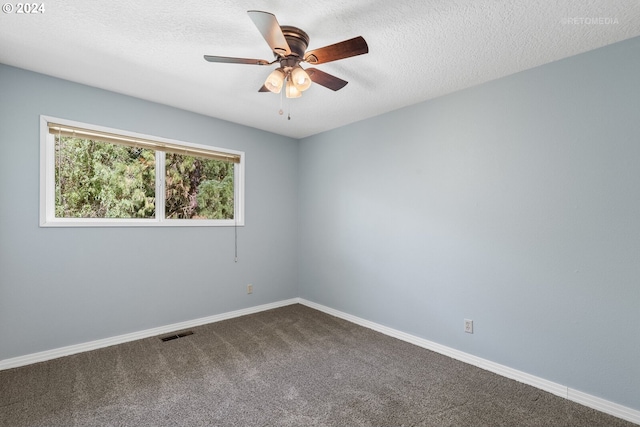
[39, 115, 245, 227]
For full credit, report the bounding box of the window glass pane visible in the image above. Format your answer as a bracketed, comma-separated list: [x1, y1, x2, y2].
[55, 136, 156, 218]
[42, 116, 244, 227]
[165, 153, 234, 219]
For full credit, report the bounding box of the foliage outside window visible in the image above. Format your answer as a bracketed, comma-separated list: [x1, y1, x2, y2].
[164, 153, 234, 220]
[40, 116, 244, 227]
[55, 138, 157, 219]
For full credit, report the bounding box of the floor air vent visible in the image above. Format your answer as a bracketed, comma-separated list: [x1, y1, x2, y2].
[160, 331, 194, 342]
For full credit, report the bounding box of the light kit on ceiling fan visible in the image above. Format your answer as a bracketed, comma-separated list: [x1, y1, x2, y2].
[263, 66, 311, 97]
[203, 10, 368, 101]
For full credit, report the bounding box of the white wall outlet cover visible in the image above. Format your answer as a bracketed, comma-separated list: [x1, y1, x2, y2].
[464, 319, 473, 334]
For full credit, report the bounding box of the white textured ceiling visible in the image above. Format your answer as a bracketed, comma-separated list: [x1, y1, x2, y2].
[1, 1, 639, 138]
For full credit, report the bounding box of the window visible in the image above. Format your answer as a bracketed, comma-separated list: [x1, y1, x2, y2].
[40, 116, 244, 227]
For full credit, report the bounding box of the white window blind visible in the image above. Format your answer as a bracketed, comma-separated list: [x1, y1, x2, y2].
[48, 123, 241, 163]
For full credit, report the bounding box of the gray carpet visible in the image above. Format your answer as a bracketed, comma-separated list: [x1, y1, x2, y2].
[0, 304, 635, 427]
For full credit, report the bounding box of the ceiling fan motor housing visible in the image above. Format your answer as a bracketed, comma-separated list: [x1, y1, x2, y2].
[280, 26, 310, 58]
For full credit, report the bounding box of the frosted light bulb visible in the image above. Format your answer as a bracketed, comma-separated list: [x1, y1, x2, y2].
[264, 69, 285, 93]
[291, 67, 311, 91]
[285, 79, 302, 98]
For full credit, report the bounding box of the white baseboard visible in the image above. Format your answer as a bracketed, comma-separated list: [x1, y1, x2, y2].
[0, 298, 299, 371]
[569, 388, 640, 426]
[298, 298, 640, 426]
[2, 297, 638, 425]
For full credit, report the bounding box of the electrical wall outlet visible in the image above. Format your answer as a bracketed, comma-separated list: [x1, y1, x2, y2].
[464, 319, 473, 334]
[247, 284, 253, 294]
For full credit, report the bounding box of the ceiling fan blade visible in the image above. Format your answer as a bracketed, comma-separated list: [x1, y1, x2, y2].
[306, 68, 348, 91]
[247, 10, 291, 57]
[204, 55, 270, 65]
[304, 36, 368, 65]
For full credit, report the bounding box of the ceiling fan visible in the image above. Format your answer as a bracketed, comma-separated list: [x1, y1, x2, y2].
[204, 10, 369, 98]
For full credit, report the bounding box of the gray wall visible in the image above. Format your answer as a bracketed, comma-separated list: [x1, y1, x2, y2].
[0, 64, 299, 360]
[298, 37, 640, 410]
